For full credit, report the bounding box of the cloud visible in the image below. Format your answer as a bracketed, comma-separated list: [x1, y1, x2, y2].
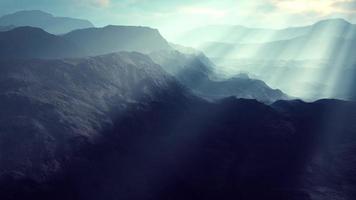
[256, 3, 277, 13]
[268, 0, 333, 15]
[91, 0, 110, 7]
[332, 0, 356, 12]
[72, 0, 110, 7]
[265, 0, 356, 15]
[178, 6, 227, 18]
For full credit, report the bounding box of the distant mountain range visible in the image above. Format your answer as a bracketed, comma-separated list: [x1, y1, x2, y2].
[0, 19, 288, 103]
[182, 18, 356, 100]
[63, 25, 172, 55]
[0, 10, 93, 34]
[178, 18, 356, 47]
[0, 26, 171, 59]
[189, 19, 356, 62]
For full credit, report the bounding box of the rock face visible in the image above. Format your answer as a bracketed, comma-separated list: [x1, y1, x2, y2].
[0, 10, 94, 34]
[150, 50, 288, 103]
[0, 52, 187, 182]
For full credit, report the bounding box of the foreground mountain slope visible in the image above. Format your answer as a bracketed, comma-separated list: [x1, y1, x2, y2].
[1, 94, 356, 200]
[0, 52, 188, 182]
[0, 10, 93, 34]
[0, 51, 354, 200]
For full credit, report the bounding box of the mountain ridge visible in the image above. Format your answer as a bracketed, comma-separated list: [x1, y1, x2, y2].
[0, 10, 94, 34]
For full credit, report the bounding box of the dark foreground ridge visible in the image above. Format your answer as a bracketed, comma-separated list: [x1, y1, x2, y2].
[0, 53, 356, 200]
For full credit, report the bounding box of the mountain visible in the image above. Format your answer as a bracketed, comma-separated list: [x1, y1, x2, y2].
[0, 25, 172, 59]
[177, 18, 356, 47]
[0, 52, 189, 183]
[150, 50, 288, 103]
[193, 19, 356, 101]
[0, 26, 288, 102]
[0, 27, 85, 59]
[63, 25, 172, 55]
[199, 19, 356, 62]
[201, 33, 356, 62]
[177, 24, 310, 47]
[0, 10, 93, 34]
[1, 86, 356, 200]
[0, 43, 354, 200]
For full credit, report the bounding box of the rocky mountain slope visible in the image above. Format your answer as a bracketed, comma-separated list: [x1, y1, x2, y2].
[0, 52, 189, 183]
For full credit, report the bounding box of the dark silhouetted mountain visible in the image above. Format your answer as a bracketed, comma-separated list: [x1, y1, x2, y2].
[0, 10, 93, 34]
[0, 26, 85, 59]
[150, 50, 288, 103]
[1, 88, 356, 200]
[63, 25, 172, 55]
[0, 50, 354, 200]
[0, 52, 189, 183]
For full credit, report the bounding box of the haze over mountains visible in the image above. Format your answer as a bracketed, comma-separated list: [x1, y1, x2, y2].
[198, 19, 356, 61]
[1, 9, 356, 200]
[150, 50, 287, 102]
[176, 18, 356, 100]
[178, 18, 356, 48]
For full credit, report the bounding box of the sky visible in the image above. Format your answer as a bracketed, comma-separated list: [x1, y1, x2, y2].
[1, 0, 356, 39]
